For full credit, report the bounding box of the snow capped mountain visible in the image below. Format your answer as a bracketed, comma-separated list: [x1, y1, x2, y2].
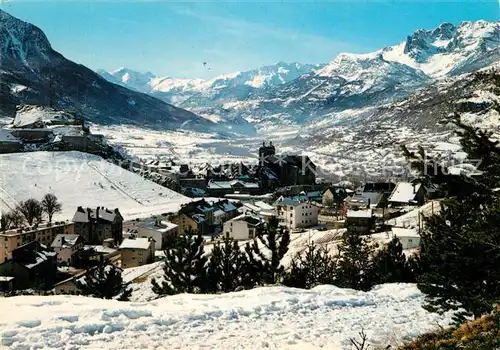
[98, 20, 498, 131]
[0, 9, 215, 132]
[382, 20, 500, 77]
[99, 62, 323, 106]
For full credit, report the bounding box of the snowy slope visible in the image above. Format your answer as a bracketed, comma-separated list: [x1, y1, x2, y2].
[0, 284, 455, 349]
[0, 151, 191, 221]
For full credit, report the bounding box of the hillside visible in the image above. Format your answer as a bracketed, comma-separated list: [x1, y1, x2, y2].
[0, 284, 455, 349]
[0, 151, 191, 220]
[0, 10, 214, 132]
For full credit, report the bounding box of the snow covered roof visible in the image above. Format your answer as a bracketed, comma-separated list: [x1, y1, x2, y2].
[159, 221, 178, 231]
[0, 129, 20, 143]
[388, 182, 422, 204]
[391, 227, 420, 238]
[275, 198, 301, 207]
[119, 237, 153, 250]
[0, 276, 14, 281]
[347, 209, 373, 218]
[82, 245, 117, 254]
[254, 201, 274, 210]
[72, 207, 121, 223]
[51, 234, 81, 249]
[207, 180, 260, 189]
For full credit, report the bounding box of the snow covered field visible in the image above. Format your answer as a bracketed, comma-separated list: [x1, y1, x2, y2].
[0, 284, 454, 350]
[0, 151, 192, 221]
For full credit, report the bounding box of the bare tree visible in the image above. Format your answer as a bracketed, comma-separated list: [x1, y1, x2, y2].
[8, 208, 25, 228]
[0, 212, 10, 232]
[17, 199, 43, 226]
[41, 193, 62, 223]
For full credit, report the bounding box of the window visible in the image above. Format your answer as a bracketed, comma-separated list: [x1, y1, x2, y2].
[132, 257, 135, 260]
[408, 239, 413, 243]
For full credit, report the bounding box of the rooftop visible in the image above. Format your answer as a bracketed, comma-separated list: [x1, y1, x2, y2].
[391, 227, 421, 238]
[388, 182, 422, 204]
[119, 237, 153, 250]
[0, 221, 73, 237]
[51, 234, 81, 249]
[347, 209, 373, 218]
[73, 207, 121, 223]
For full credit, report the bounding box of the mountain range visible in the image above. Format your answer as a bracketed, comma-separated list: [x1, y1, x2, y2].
[99, 20, 500, 131]
[0, 9, 215, 132]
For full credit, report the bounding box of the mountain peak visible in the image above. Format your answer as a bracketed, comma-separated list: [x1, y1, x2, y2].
[0, 9, 53, 65]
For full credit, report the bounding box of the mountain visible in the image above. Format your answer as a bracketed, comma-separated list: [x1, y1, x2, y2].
[99, 62, 324, 106]
[99, 20, 499, 132]
[0, 10, 214, 131]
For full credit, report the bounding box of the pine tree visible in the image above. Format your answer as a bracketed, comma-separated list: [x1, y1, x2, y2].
[371, 237, 414, 285]
[402, 112, 500, 321]
[206, 234, 247, 293]
[282, 243, 337, 289]
[151, 228, 208, 296]
[335, 228, 376, 291]
[245, 217, 290, 285]
[75, 259, 130, 300]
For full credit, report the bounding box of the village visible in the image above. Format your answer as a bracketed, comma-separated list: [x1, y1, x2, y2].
[0, 159, 438, 295]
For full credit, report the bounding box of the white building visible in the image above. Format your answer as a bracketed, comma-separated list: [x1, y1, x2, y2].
[124, 217, 178, 250]
[275, 198, 320, 230]
[391, 227, 421, 249]
[223, 214, 263, 240]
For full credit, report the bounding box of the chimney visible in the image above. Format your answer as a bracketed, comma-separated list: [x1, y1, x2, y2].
[96, 207, 100, 220]
[61, 236, 66, 246]
[77, 206, 83, 212]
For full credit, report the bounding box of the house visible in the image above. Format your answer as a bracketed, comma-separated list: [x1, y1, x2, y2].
[207, 180, 260, 197]
[71, 245, 120, 269]
[346, 209, 374, 234]
[347, 192, 387, 209]
[223, 213, 263, 240]
[51, 234, 84, 264]
[119, 237, 155, 269]
[322, 186, 349, 207]
[0, 129, 22, 154]
[72, 207, 123, 245]
[171, 199, 215, 235]
[211, 199, 239, 225]
[359, 182, 396, 194]
[54, 271, 86, 295]
[391, 227, 421, 249]
[0, 276, 14, 292]
[0, 221, 75, 263]
[124, 217, 178, 250]
[0, 241, 57, 290]
[388, 182, 426, 206]
[275, 198, 320, 230]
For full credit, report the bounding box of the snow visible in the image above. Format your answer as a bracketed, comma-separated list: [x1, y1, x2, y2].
[388, 182, 421, 204]
[122, 261, 163, 283]
[119, 237, 152, 250]
[0, 129, 19, 143]
[346, 209, 373, 218]
[0, 284, 455, 349]
[0, 151, 192, 221]
[391, 227, 420, 239]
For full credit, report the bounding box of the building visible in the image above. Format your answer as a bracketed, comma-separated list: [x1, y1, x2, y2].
[72, 207, 123, 245]
[119, 237, 155, 269]
[51, 234, 84, 264]
[0, 241, 57, 290]
[391, 227, 421, 249]
[0, 276, 14, 292]
[223, 213, 263, 240]
[207, 180, 260, 197]
[72, 245, 120, 269]
[54, 271, 86, 295]
[0, 129, 22, 154]
[322, 186, 349, 207]
[275, 198, 320, 230]
[171, 199, 215, 235]
[259, 142, 316, 186]
[347, 192, 387, 209]
[388, 182, 426, 206]
[0, 222, 74, 263]
[124, 218, 178, 250]
[346, 209, 374, 234]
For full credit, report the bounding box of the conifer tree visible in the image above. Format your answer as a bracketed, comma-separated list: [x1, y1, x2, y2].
[402, 112, 500, 321]
[75, 258, 130, 300]
[371, 237, 414, 285]
[282, 243, 337, 289]
[206, 234, 247, 293]
[151, 228, 208, 296]
[245, 217, 290, 285]
[335, 228, 376, 291]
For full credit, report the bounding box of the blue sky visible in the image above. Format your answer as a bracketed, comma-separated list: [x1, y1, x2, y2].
[4, 0, 498, 79]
